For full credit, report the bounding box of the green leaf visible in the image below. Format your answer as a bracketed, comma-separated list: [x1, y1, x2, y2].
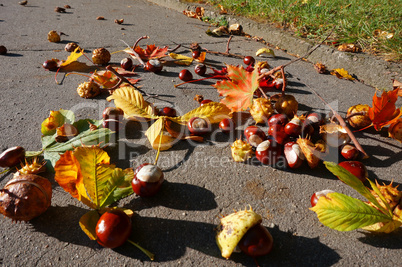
[25, 150, 44, 158]
[42, 134, 57, 150]
[310, 192, 393, 231]
[79, 210, 100, 240]
[100, 168, 134, 208]
[43, 151, 62, 173]
[73, 119, 103, 133]
[324, 161, 390, 215]
[45, 128, 112, 153]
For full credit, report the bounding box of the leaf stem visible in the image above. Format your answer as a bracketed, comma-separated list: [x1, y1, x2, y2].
[127, 239, 155, 261]
[174, 74, 227, 88]
[154, 118, 165, 166]
[302, 81, 369, 159]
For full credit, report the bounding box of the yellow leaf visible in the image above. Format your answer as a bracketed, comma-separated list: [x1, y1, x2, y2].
[145, 118, 176, 150]
[256, 48, 275, 57]
[330, 68, 355, 80]
[106, 86, 156, 121]
[79, 210, 100, 240]
[171, 102, 231, 125]
[60, 47, 84, 67]
[41, 110, 65, 135]
[168, 52, 194, 66]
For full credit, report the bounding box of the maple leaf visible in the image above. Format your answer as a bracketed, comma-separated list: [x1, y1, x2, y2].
[213, 65, 260, 112]
[368, 88, 402, 131]
[125, 44, 168, 61]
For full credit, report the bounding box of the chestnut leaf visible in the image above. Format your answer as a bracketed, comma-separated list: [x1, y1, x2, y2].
[106, 86, 157, 121]
[325, 161, 392, 216]
[310, 192, 393, 231]
[54, 146, 134, 209]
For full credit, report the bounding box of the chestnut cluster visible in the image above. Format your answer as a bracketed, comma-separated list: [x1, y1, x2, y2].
[241, 111, 365, 169]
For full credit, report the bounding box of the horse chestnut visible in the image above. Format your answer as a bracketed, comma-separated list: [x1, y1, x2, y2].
[131, 164, 164, 197]
[238, 224, 273, 258]
[187, 117, 211, 135]
[244, 125, 266, 147]
[338, 161, 368, 183]
[0, 146, 25, 168]
[311, 189, 335, 207]
[96, 210, 132, 248]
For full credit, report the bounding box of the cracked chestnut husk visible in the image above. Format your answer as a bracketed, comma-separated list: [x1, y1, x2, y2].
[0, 174, 52, 221]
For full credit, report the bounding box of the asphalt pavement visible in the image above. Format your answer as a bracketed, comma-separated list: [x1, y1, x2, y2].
[0, 0, 401, 266]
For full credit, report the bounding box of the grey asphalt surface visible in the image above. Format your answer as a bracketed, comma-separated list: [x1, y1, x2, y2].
[1, 0, 401, 266]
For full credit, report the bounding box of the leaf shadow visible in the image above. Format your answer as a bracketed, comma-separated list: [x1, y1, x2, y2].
[117, 218, 340, 266]
[357, 228, 402, 249]
[126, 181, 217, 212]
[30, 205, 95, 247]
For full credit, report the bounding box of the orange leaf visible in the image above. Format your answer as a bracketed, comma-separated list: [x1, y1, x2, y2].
[213, 65, 259, 112]
[132, 44, 168, 61]
[368, 88, 402, 131]
[91, 67, 139, 89]
[54, 150, 83, 199]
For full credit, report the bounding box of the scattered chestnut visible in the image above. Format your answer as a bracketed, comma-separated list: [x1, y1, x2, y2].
[238, 224, 273, 258]
[284, 141, 305, 169]
[255, 139, 282, 165]
[42, 59, 58, 71]
[200, 99, 213, 106]
[194, 64, 207, 76]
[145, 59, 163, 73]
[120, 57, 133, 71]
[340, 144, 359, 160]
[131, 163, 164, 197]
[103, 119, 123, 132]
[0, 45, 7, 55]
[192, 50, 201, 59]
[0, 146, 26, 168]
[243, 56, 255, 66]
[338, 161, 368, 183]
[158, 107, 177, 117]
[311, 189, 335, 207]
[244, 125, 266, 147]
[95, 210, 132, 248]
[219, 118, 235, 134]
[187, 117, 211, 135]
[179, 69, 193, 81]
[102, 107, 124, 120]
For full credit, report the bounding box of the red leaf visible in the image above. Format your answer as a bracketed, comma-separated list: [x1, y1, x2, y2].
[133, 44, 168, 61]
[368, 88, 402, 131]
[213, 65, 259, 112]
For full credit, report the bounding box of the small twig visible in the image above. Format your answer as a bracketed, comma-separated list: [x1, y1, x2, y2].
[133, 35, 149, 49]
[258, 27, 336, 81]
[301, 80, 369, 159]
[280, 66, 286, 95]
[258, 87, 269, 99]
[106, 65, 155, 97]
[121, 39, 146, 67]
[225, 36, 233, 54]
[167, 44, 181, 53]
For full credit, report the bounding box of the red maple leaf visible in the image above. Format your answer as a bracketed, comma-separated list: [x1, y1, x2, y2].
[133, 44, 168, 61]
[213, 65, 259, 112]
[368, 88, 401, 131]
